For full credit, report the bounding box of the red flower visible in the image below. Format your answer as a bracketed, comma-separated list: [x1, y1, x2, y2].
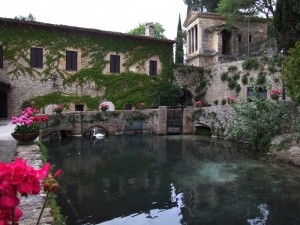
[54, 169, 61, 178]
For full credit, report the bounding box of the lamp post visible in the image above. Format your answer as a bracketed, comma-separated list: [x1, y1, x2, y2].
[52, 72, 58, 87]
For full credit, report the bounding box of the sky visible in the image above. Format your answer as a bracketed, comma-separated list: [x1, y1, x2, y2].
[2, 0, 188, 40]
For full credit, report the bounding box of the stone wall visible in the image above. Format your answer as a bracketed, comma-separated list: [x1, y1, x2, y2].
[174, 60, 283, 106]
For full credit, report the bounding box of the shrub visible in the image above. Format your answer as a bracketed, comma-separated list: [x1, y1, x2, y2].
[214, 99, 219, 105]
[221, 99, 227, 105]
[242, 57, 260, 70]
[221, 72, 228, 81]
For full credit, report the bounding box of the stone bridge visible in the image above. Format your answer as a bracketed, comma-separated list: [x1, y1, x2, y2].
[39, 106, 234, 140]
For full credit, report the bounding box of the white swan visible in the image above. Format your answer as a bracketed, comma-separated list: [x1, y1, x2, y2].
[93, 128, 105, 139]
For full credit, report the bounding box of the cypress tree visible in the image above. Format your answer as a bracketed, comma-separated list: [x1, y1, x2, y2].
[175, 14, 184, 64]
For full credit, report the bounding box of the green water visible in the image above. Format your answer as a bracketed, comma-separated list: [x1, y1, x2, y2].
[45, 134, 300, 225]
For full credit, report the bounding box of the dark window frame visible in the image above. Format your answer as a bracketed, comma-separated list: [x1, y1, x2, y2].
[66, 50, 78, 71]
[149, 60, 157, 75]
[30, 47, 43, 68]
[110, 55, 120, 73]
[247, 86, 267, 100]
[0, 46, 3, 69]
[238, 34, 242, 42]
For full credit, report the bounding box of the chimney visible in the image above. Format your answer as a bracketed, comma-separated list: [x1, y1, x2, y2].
[145, 22, 154, 37]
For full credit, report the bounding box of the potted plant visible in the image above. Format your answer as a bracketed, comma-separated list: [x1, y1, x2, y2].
[195, 100, 202, 108]
[270, 89, 281, 100]
[11, 106, 48, 144]
[226, 95, 237, 104]
[52, 104, 64, 114]
[139, 102, 146, 110]
[100, 103, 109, 111]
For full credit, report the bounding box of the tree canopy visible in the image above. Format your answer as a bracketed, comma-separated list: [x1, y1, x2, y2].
[127, 22, 166, 39]
[183, 0, 220, 12]
[282, 41, 300, 104]
[175, 14, 184, 64]
[14, 13, 36, 21]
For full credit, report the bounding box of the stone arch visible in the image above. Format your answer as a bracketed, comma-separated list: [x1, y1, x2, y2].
[84, 125, 109, 138]
[180, 88, 193, 106]
[195, 122, 212, 136]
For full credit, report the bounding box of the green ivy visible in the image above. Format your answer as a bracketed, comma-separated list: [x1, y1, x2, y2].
[242, 57, 260, 70]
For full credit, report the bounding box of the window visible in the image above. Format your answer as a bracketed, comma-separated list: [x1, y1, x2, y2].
[149, 60, 157, 75]
[0, 46, 3, 69]
[238, 34, 242, 42]
[66, 50, 78, 71]
[75, 104, 84, 111]
[247, 86, 267, 100]
[110, 55, 120, 73]
[30, 47, 43, 68]
[249, 35, 252, 43]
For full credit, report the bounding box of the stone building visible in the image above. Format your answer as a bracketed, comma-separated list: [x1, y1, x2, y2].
[0, 17, 174, 118]
[183, 12, 268, 67]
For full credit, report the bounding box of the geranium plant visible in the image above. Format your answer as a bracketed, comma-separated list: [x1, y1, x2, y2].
[270, 89, 281, 100]
[139, 102, 146, 109]
[226, 96, 237, 104]
[100, 103, 109, 111]
[52, 104, 64, 113]
[12, 107, 48, 134]
[195, 100, 202, 108]
[0, 158, 61, 225]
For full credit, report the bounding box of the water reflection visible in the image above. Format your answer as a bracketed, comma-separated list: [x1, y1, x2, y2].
[45, 134, 300, 225]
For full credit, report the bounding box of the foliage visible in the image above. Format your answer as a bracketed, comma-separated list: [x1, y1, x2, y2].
[282, 41, 300, 104]
[228, 85, 288, 151]
[256, 72, 267, 85]
[242, 73, 249, 85]
[124, 111, 150, 121]
[175, 14, 184, 64]
[183, 0, 220, 12]
[274, 0, 300, 51]
[242, 57, 260, 70]
[221, 72, 228, 81]
[214, 99, 219, 105]
[221, 99, 227, 105]
[158, 82, 183, 106]
[127, 22, 166, 39]
[217, 0, 275, 21]
[15, 13, 36, 21]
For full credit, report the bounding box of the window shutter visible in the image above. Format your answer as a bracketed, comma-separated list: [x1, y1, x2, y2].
[37, 48, 43, 68]
[30, 48, 36, 67]
[66, 51, 72, 70]
[0, 46, 3, 68]
[110, 55, 114, 72]
[116, 55, 120, 73]
[72, 51, 77, 71]
[150, 60, 157, 75]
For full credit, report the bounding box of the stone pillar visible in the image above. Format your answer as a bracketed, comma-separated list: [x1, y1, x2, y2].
[73, 113, 82, 135]
[157, 106, 167, 135]
[182, 106, 195, 134]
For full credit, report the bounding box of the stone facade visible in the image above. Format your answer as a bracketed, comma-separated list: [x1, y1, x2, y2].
[183, 12, 268, 67]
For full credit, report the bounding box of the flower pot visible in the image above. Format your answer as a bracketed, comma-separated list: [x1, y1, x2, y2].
[271, 94, 280, 100]
[54, 108, 63, 114]
[11, 132, 39, 145]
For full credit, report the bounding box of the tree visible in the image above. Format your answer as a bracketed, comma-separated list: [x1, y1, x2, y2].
[217, 0, 275, 21]
[15, 13, 36, 21]
[127, 22, 166, 39]
[183, 0, 220, 12]
[282, 41, 300, 104]
[175, 14, 184, 64]
[273, 0, 300, 51]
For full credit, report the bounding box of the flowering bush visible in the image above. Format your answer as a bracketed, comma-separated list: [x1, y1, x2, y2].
[139, 102, 146, 109]
[100, 103, 109, 111]
[12, 107, 48, 134]
[0, 159, 61, 225]
[270, 90, 281, 100]
[52, 104, 64, 113]
[195, 100, 202, 108]
[226, 96, 237, 104]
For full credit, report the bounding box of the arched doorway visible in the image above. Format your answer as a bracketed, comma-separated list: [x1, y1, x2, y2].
[221, 30, 232, 54]
[180, 89, 193, 106]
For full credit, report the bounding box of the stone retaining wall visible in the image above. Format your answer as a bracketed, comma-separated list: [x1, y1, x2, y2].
[16, 145, 54, 225]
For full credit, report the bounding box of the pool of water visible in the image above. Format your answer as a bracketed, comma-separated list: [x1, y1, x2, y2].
[45, 134, 300, 225]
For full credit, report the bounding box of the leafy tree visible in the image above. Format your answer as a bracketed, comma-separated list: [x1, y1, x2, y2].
[282, 41, 300, 104]
[217, 0, 275, 21]
[273, 0, 300, 51]
[127, 22, 166, 39]
[175, 14, 184, 64]
[228, 85, 288, 151]
[183, 0, 220, 12]
[158, 82, 183, 106]
[15, 13, 36, 21]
